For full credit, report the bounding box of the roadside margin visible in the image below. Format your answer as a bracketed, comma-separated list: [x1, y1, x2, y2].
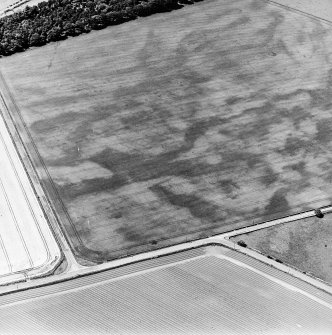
[1, 206, 331, 296]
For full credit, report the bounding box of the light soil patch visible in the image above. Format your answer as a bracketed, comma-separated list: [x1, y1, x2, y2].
[231, 213, 332, 284]
[1, 0, 332, 263]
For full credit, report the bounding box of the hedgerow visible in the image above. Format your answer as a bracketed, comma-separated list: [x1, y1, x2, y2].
[0, 0, 203, 56]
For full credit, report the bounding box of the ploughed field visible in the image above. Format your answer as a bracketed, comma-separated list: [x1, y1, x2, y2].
[231, 213, 332, 284]
[1, 0, 332, 263]
[1, 247, 332, 335]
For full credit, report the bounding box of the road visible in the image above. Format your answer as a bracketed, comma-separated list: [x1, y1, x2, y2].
[0, 245, 332, 335]
[0, 205, 331, 296]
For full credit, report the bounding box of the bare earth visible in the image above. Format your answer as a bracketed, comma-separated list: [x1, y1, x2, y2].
[231, 214, 332, 284]
[0, 0, 332, 263]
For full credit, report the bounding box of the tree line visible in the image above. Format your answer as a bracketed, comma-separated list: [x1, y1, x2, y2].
[0, 0, 203, 57]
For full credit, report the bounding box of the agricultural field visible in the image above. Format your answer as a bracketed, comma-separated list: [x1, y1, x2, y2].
[231, 213, 332, 284]
[1, 246, 332, 334]
[0, 0, 332, 263]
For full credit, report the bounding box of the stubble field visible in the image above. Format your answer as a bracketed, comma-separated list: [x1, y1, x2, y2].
[1, 0, 331, 263]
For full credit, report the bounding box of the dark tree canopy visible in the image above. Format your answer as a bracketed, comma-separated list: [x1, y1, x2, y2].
[0, 0, 198, 56]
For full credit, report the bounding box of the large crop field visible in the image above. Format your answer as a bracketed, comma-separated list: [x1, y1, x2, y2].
[0, 0, 332, 263]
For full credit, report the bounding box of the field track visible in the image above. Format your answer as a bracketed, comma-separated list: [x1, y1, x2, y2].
[0, 0, 332, 263]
